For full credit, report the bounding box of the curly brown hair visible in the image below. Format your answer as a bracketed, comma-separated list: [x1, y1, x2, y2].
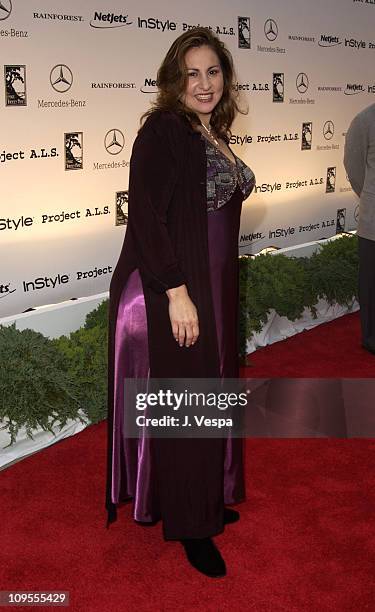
[140, 27, 247, 139]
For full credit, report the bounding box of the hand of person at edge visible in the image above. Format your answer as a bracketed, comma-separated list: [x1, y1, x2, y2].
[166, 285, 199, 347]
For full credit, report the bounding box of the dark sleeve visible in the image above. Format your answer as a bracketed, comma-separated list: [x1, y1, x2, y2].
[127, 115, 186, 293]
[344, 113, 368, 198]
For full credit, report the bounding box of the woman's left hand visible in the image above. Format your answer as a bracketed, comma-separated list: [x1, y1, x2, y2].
[166, 284, 199, 347]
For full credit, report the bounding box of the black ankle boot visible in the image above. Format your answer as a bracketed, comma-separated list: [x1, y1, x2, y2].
[180, 537, 226, 577]
[224, 507, 240, 524]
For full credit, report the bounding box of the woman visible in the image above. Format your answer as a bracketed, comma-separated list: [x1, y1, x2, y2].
[105, 27, 255, 578]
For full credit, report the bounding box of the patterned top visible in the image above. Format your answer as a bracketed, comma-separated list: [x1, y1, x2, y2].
[203, 135, 255, 212]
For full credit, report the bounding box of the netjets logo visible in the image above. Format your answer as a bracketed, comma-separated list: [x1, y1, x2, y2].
[318, 34, 342, 47]
[116, 191, 128, 226]
[64, 132, 83, 170]
[0, 282, 16, 299]
[90, 11, 133, 28]
[273, 73, 284, 103]
[326, 167, 336, 193]
[0, 0, 12, 21]
[105, 129, 125, 155]
[296, 72, 309, 94]
[323, 120, 334, 140]
[238, 16, 251, 49]
[264, 18, 278, 41]
[140, 77, 157, 93]
[301, 122, 312, 150]
[345, 83, 364, 95]
[50, 65, 73, 93]
[5, 65, 26, 106]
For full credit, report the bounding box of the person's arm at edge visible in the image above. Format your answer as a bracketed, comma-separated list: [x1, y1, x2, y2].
[344, 112, 368, 198]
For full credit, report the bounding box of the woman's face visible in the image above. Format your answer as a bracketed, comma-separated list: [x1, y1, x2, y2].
[181, 45, 224, 122]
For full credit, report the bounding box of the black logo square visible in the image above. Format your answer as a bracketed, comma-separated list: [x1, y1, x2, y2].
[64, 132, 83, 170]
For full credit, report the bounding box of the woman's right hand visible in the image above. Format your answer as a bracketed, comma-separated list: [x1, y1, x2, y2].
[166, 285, 199, 347]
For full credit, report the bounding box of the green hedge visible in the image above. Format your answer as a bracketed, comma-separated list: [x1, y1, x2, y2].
[0, 234, 358, 445]
[239, 234, 358, 356]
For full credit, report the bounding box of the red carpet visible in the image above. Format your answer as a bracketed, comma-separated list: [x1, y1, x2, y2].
[1, 313, 374, 611]
[1, 425, 374, 611]
[244, 312, 375, 377]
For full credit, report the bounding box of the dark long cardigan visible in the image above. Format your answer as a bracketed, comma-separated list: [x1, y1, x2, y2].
[105, 110, 225, 525]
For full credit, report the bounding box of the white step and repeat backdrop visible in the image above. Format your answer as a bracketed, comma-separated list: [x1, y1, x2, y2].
[1, 0, 374, 317]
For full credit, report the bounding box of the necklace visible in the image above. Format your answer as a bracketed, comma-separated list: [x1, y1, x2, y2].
[200, 121, 220, 148]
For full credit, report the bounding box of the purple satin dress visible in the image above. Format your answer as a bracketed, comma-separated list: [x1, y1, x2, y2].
[111, 135, 255, 524]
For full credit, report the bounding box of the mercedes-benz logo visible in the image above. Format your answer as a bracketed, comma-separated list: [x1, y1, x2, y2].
[50, 64, 73, 93]
[264, 18, 278, 42]
[0, 0, 12, 20]
[296, 72, 309, 94]
[105, 129, 125, 155]
[323, 120, 334, 140]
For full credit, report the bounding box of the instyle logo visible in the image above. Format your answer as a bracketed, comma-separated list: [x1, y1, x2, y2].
[269, 226, 295, 239]
[0, 282, 16, 298]
[238, 16, 251, 49]
[50, 65, 73, 93]
[344, 37, 366, 49]
[318, 34, 342, 47]
[90, 12, 132, 28]
[23, 274, 70, 292]
[0, 215, 34, 232]
[254, 182, 282, 194]
[5, 65, 26, 106]
[137, 17, 177, 31]
[0, 0, 12, 20]
[229, 134, 253, 145]
[264, 18, 278, 42]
